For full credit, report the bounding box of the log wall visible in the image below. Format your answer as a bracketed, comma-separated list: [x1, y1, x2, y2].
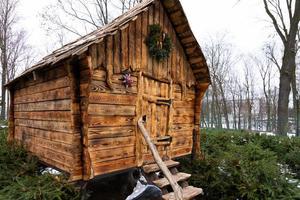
[12, 64, 83, 181]
[84, 0, 197, 178]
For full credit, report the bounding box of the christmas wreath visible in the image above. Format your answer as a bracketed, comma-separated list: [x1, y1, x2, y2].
[146, 24, 172, 61]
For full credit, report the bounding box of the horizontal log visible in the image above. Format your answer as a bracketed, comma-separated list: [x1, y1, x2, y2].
[173, 100, 194, 108]
[14, 111, 71, 122]
[172, 136, 193, 147]
[173, 108, 194, 117]
[173, 116, 194, 124]
[88, 104, 136, 116]
[14, 87, 71, 104]
[89, 145, 135, 162]
[88, 136, 135, 150]
[24, 141, 81, 168]
[15, 126, 77, 145]
[14, 76, 70, 97]
[88, 116, 135, 127]
[172, 146, 192, 158]
[15, 119, 73, 133]
[88, 126, 135, 139]
[14, 131, 81, 155]
[14, 66, 68, 90]
[90, 80, 137, 94]
[92, 157, 136, 176]
[172, 124, 194, 132]
[89, 92, 137, 105]
[14, 99, 71, 112]
[172, 130, 193, 137]
[92, 71, 138, 83]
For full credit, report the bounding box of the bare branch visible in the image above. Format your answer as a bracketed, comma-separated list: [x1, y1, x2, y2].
[263, 0, 287, 43]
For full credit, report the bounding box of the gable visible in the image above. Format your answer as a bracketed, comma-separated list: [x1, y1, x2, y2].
[6, 0, 210, 88]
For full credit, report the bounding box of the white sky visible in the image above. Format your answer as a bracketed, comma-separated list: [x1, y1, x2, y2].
[17, 0, 275, 65]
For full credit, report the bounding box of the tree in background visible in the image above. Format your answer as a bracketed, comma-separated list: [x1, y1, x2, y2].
[0, 0, 30, 119]
[263, 0, 300, 135]
[204, 35, 235, 129]
[40, 0, 143, 47]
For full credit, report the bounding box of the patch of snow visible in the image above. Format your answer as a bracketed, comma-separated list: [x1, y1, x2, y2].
[259, 132, 276, 136]
[42, 167, 61, 175]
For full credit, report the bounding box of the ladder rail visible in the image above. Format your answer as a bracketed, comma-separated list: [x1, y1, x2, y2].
[137, 117, 183, 200]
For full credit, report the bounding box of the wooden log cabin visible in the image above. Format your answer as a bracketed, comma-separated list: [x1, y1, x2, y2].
[6, 0, 210, 197]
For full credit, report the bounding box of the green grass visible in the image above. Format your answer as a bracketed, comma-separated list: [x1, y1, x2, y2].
[0, 128, 80, 200]
[180, 129, 300, 200]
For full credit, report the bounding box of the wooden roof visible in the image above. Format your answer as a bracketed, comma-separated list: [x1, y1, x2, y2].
[7, 0, 210, 87]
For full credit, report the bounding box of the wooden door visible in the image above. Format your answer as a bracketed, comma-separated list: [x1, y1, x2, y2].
[140, 73, 173, 163]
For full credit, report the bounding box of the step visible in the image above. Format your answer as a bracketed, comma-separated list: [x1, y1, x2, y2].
[153, 172, 191, 188]
[162, 186, 203, 200]
[143, 160, 179, 173]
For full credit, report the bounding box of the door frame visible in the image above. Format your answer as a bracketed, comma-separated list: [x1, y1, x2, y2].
[136, 72, 174, 165]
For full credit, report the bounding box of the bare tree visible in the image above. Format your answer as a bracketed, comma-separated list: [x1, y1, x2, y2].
[0, 0, 30, 119]
[40, 0, 143, 48]
[204, 35, 235, 129]
[244, 62, 255, 130]
[252, 55, 274, 131]
[262, 0, 300, 135]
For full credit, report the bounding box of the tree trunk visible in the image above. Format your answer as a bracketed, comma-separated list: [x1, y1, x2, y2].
[218, 81, 230, 129]
[277, 42, 296, 135]
[0, 49, 7, 120]
[232, 94, 237, 129]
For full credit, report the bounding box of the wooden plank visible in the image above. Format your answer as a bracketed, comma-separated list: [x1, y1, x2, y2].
[173, 136, 193, 147]
[88, 136, 135, 150]
[113, 31, 121, 73]
[147, 5, 154, 74]
[88, 104, 135, 116]
[15, 119, 73, 133]
[14, 76, 70, 97]
[15, 126, 77, 145]
[88, 126, 135, 139]
[26, 144, 81, 168]
[14, 87, 71, 104]
[172, 130, 193, 137]
[173, 100, 194, 108]
[173, 108, 194, 117]
[162, 186, 203, 200]
[90, 145, 135, 162]
[89, 92, 137, 105]
[172, 146, 192, 158]
[141, 10, 148, 70]
[173, 116, 194, 124]
[106, 35, 113, 69]
[93, 157, 136, 176]
[129, 22, 136, 70]
[14, 66, 68, 90]
[121, 27, 129, 70]
[90, 80, 137, 94]
[14, 111, 70, 122]
[97, 41, 105, 69]
[135, 16, 142, 70]
[172, 124, 194, 132]
[153, 172, 191, 188]
[88, 116, 135, 127]
[14, 99, 71, 112]
[142, 160, 179, 173]
[17, 133, 81, 155]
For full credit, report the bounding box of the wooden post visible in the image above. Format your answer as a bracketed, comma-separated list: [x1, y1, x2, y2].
[192, 83, 209, 160]
[138, 118, 183, 200]
[7, 88, 14, 142]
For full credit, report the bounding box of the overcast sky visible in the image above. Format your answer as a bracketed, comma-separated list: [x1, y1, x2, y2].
[17, 0, 275, 63]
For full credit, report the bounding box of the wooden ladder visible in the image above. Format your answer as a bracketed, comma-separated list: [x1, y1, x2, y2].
[138, 118, 203, 200]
